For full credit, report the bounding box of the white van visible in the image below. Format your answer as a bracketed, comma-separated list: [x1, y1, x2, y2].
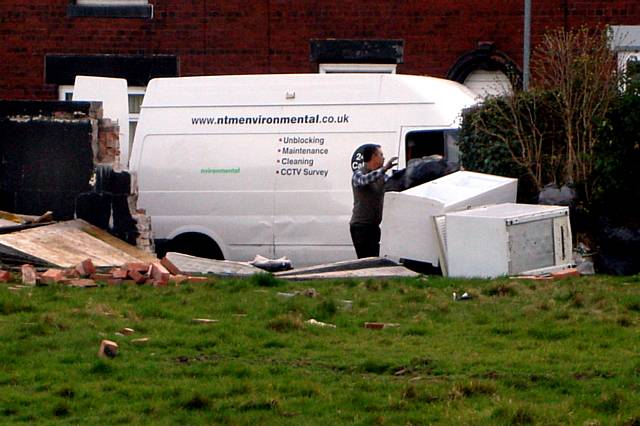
[128, 73, 477, 266]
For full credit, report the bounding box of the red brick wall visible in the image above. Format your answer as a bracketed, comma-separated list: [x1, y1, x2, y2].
[1, 0, 638, 99]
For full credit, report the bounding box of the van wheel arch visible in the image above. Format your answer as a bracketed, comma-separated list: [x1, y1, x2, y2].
[157, 232, 224, 260]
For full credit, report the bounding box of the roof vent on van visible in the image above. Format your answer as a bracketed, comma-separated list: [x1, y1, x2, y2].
[285, 91, 295, 99]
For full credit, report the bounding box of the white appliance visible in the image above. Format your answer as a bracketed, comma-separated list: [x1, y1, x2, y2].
[445, 203, 573, 278]
[380, 171, 518, 266]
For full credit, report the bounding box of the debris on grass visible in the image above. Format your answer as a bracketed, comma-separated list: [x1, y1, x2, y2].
[305, 318, 336, 328]
[364, 322, 400, 330]
[192, 318, 219, 324]
[453, 291, 472, 301]
[276, 288, 320, 298]
[98, 339, 119, 358]
[21, 264, 37, 286]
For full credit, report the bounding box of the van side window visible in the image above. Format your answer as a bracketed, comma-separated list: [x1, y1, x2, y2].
[405, 131, 444, 161]
[405, 130, 460, 164]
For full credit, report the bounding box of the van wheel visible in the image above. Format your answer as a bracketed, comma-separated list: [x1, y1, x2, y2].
[159, 233, 224, 260]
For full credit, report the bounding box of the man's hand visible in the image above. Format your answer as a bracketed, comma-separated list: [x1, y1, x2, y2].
[384, 156, 399, 171]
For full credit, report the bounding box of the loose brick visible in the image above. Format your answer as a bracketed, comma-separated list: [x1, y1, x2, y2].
[364, 322, 385, 330]
[0, 270, 11, 282]
[186, 276, 208, 283]
[91, 273, 113, 282]
[75, 258, 96, 277]
[161, 256, 182, 275]
[63, 268, 81, 278]
[21, 264, 37, 286]
[128, 269, 147, 284]
[150, 262, 170, 286]
[170, 274, 189, 284]
[67, 278, 98, 288]
[41, 268, 66, 284]
[111, 268, 128, 279]
[107, 278, 123, 286]
[126, 262, 150, 273]
[552, 268, 580, 280]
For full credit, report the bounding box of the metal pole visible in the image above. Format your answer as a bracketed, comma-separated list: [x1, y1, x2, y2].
[523, 0, 531, 90]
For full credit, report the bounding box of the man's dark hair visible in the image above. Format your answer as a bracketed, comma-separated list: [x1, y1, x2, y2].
[361, 144, 381, 162]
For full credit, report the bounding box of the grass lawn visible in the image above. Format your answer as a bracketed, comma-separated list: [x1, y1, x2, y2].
[1, 273, 640, 425]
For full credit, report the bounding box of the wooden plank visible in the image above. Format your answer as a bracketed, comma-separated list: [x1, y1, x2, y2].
[0, 219, 155, 268]
[277, 266, 420, 281]
[165, 252, 263, 277]
[274, 257, 399, 277]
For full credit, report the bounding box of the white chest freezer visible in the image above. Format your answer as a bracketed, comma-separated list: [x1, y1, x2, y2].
[380, 171, 517, 266]
[445, 203, 573, 278]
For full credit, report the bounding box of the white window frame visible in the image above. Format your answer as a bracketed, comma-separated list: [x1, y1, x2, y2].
[610, 25, 640, 75]
[319, 63, 397, 74]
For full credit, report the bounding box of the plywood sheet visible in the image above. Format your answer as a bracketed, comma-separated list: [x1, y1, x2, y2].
[166, 252, 263, 277]
[0, 219, 156, 268]
[278, 266, 420, 281]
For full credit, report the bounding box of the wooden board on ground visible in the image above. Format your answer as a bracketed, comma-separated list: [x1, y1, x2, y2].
[274, 257, 400, 277]
[277, 266, 420, 281]
[0, 219, 157, 268]
[165, 252, 263, 277]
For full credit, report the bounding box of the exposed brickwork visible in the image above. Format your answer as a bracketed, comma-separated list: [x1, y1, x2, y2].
[0, 1, 638, 99]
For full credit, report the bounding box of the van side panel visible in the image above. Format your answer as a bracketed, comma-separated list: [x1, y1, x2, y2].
[136, 133, 276, 260]
[273, 130, 397, 264]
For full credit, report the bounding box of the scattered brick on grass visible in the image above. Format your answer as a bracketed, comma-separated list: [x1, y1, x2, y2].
[150, 262, 170, 286]
[75, 258, 96, 277]
[41, 268, 66, 284]
[0, 270, 11, 282]
[161, 256, 182, 275]
[98, 339, 119, 358]
[21, 264, 37, 286]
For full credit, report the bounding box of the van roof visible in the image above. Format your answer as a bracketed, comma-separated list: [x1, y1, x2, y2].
[142, 73, 477, 109]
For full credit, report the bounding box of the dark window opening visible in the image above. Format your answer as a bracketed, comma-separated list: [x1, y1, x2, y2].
[405, 130, 460, 164]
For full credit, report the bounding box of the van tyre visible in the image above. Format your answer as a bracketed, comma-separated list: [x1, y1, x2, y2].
[159, 233, 224, 260]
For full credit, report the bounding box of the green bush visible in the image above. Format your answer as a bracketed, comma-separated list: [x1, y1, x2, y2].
[458, 91, 565, 203]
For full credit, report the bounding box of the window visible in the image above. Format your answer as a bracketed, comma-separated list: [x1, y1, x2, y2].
[67, 0, 153, 18]
[610, 25, 640, 79]
[319, 63, 397, 74]
[58, 85, 145, 154]
[405, 130, 461, 164]
[617, 52, 640, 80]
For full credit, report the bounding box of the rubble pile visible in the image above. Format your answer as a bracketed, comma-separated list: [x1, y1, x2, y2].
[0, 256, 209, 288]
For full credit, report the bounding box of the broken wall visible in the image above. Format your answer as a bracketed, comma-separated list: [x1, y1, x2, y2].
[0, 100, 140, 247]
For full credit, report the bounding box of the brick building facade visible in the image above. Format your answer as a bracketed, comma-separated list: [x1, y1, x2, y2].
[1, 1, 639, 100]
